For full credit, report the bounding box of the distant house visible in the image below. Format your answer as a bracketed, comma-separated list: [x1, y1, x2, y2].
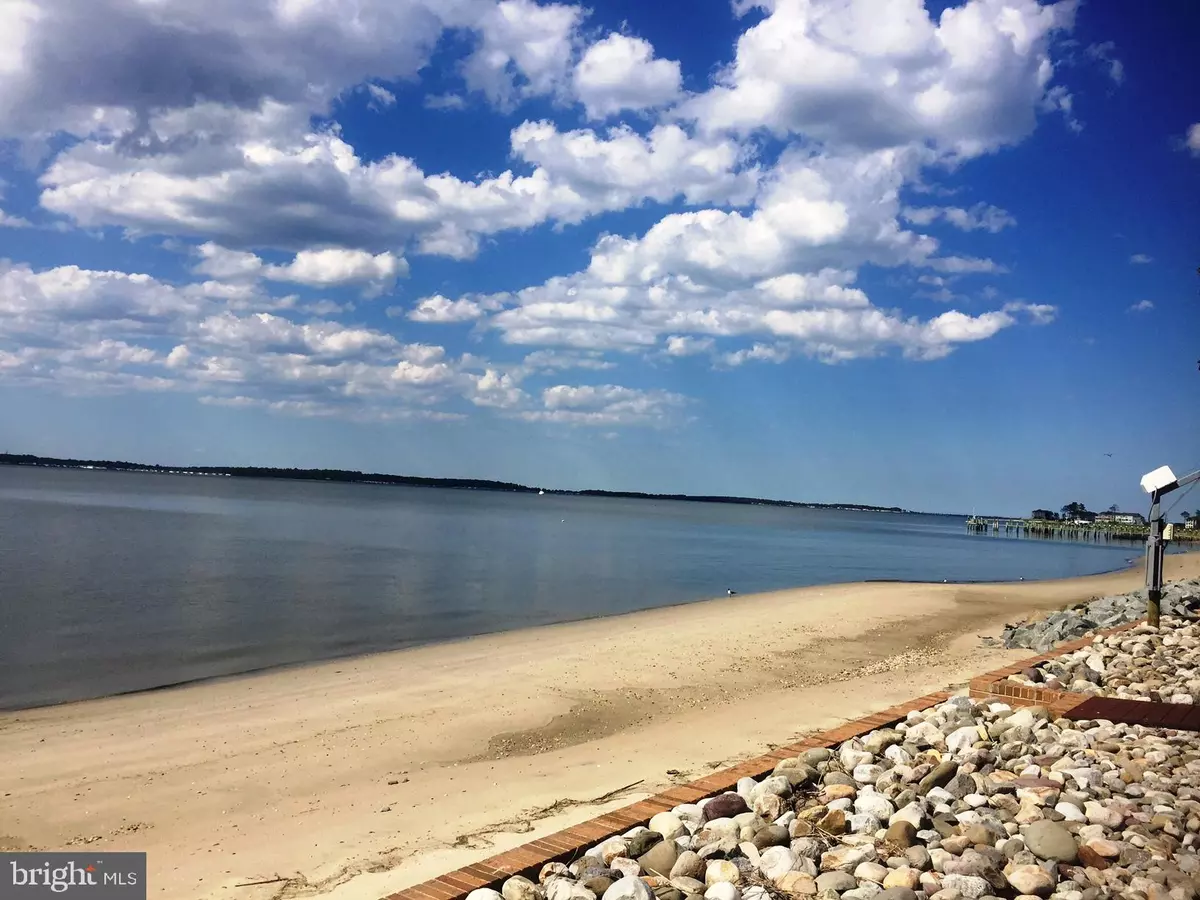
[1096, 511, 1146, 525]
[1031, 509, 1058, 520]
[1186, 515, 1200, 530]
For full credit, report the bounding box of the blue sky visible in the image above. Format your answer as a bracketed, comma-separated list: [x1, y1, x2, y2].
[0, 0, 1197, 516]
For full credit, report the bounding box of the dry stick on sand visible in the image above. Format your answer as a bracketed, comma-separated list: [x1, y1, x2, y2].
[233, 875, 290, 888]
[453, 780, 646, 850]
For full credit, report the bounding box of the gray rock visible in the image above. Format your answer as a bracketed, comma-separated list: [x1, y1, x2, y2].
[939, 874, 990, 899]
[628, 832, 664, 858]
[918, 762, 958, 795]
[670, 852, 705, 881]
[751, 826, 788, 850]
[582, 878, 614, 897]
[639, 839, 679, 877]
[815, 872, 857, 893]
[1022, 820, 1078, 863]
[864, 729, 903, 754]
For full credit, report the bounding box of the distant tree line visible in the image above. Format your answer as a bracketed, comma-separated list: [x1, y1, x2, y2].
[0, 453, 911, 513]
[1031, 501, 1191, 525]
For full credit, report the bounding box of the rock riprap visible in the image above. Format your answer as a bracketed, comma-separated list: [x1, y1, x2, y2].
[997, 578, 1200, 653]
[492, 695, 1200, 900]
[1007, 616, 1200, 704]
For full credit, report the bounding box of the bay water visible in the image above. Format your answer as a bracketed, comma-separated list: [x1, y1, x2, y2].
[0, 465, 1136, 709]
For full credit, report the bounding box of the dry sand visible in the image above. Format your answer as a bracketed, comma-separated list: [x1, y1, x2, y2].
[4, 553, 1199, 900]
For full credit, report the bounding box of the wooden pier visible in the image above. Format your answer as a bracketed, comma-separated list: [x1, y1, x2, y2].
[966, 517, 1200, 543]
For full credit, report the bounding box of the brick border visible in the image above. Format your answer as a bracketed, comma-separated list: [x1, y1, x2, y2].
[384, 690, 952, 900]
[386, 619, 1164, 900]
[967, 620, 1142, 714]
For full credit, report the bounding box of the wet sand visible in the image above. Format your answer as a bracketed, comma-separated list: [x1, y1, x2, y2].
[3, 553, 1198, 900]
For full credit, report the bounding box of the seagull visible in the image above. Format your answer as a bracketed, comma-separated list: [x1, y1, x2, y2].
[727, 589, 737, 596]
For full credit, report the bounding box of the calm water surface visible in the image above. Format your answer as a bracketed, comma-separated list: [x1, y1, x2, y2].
[0, 466, 1137, 709]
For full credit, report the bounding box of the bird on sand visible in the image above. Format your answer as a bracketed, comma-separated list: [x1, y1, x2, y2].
[727, 589, 737, 596]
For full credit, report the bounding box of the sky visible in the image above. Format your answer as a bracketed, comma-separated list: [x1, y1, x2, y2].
[0, 0, 1197, 516]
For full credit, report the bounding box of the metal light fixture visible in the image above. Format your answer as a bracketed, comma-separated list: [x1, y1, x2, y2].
[1141, 464, 1200, 626]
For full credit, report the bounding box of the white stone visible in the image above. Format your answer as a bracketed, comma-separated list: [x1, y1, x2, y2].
[752, 775, 791, 799]
[1084, 801, 1123, 829]
[1007, 708, 1038, 729]
[703, 884, 739, 900]
[854, 792, 895, 820]
[1005, 864, 1057, 896]
[705, 861, 741, 887]
[848, 814, 882, 834]
[889, 803, 925, 828]
[853, 764, 885, 785]
[604, 880, 654, 900]
[820, 845, 876, 873]
[1054, 803, 1087, 823]
[840, 745, 874, 771]
[853, 862, 889, 884]
[758, 847, 797, 881]
[598, 838, 630, 864]
[467, 891, 504, 900]
[905, 721, 945, 747]
[673, 804, 703, 827]
[611, 859, 641, 880]
[650, 812, 686, 841]
[946, 725, 984, 755]
[546, 881, 595, 900]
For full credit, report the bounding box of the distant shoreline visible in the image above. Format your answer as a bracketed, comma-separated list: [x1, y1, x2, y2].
[0, 451, 951, 516]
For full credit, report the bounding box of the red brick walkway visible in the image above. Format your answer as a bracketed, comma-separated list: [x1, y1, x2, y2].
[1066, 695, 1200, 730]
[385, 690, 953, 900]
[385, 617, 1198, 900]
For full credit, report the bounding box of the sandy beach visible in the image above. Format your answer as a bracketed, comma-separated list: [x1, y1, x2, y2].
[4, 553, 1199, 900]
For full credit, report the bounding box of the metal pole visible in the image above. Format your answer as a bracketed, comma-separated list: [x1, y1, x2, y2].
[1146, 491, 1164, 627]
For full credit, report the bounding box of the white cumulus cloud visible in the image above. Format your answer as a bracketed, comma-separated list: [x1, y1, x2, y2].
[683, 0, 1077, 158]
[902, 203, 1016, 233]
[574, 33, 683, 119]
[1185, 124, 1200, 157]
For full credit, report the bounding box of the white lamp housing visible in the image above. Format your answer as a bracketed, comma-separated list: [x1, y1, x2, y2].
[1141, 465, 1178, 494]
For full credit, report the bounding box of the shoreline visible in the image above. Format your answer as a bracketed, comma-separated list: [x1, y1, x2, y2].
[8, 551, 1147, 714]
[0, 456, 918, 515]
[4, 553, 1199, 900]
